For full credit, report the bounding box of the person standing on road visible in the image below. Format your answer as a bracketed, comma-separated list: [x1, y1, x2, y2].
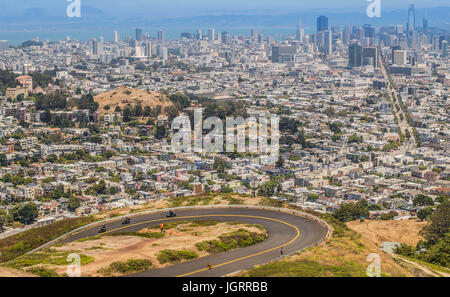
[207, 263, 212, 270]
[160, 223, 164, 233]
[280, 247, 284, 257]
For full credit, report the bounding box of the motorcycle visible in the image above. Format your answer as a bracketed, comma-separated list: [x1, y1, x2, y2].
[99, 225, 107, 233]
[166, 211, 176, 218]
[122, 217, 131, 225]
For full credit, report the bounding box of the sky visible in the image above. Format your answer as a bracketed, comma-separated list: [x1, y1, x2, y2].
[0, 0, 449, 19]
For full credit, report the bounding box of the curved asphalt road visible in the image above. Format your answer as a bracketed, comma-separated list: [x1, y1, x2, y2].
[60, 208, 328, 277]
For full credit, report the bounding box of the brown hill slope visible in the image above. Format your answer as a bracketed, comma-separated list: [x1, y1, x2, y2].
[94, 87, 173, 115]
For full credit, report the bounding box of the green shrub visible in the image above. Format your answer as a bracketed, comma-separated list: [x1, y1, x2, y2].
[28, 267, 59, 277]
[156, 249, 198, 264]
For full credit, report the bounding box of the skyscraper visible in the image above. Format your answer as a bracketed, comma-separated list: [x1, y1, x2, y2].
[114, 31, 120, 43]
[136, 28, 143, 41]
[323, 30, 332, 56]
[317, 16, 328, 32]
[406, 5, 416, 48]
[196, 29, 202, 40]
[296, 20, 305, 42]
[208, 28, 215, 41]
[349, 42, 363, 68]
[158, 30, 165, 41]
[362, 47, 378, 68]
[443, 41, 448, 58]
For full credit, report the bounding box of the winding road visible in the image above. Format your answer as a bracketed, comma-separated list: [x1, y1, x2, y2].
[58, 207, 329, 277]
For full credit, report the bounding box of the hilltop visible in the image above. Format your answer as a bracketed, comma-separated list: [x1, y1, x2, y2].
[94, 87, 173, 115]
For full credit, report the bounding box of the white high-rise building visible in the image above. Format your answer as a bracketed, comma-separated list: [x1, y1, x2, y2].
[208, 28, 215, 41]
[114, 31, 120, 43]
[393, 49, 407, 65]
[296, 21, 304, 42]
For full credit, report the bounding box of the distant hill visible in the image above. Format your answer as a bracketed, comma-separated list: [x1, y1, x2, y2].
[94, 87, 173, 115]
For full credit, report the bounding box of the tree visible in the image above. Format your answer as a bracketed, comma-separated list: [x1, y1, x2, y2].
[413, 194, 434, 207]
[276, 156, 284, 168]
[68, 197, 81, 211]
[417, 207, 433, 221]
[19, 203, 38, 224]
[420, 233, 450, 268]
[333, 200, 370, 222]
[393, 243, 416, 258]
[155, 125, 166, 140]
[77, 93, 99, 113]
[421, 201, 450, 243]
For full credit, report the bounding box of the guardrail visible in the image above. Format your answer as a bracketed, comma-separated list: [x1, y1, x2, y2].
[26, 205, 331, 258]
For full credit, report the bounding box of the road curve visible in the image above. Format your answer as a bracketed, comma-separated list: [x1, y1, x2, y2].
[59, 207, 329, 277]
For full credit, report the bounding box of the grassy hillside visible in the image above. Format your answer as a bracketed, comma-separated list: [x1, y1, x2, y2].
[236, 212, 414, 277]
[0, 216, 97, 263]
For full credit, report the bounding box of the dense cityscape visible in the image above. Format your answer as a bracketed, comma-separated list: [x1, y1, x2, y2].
[0, 2, 448, 278]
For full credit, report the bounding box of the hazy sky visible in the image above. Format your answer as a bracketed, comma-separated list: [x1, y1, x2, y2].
[1, 0, 449, 19]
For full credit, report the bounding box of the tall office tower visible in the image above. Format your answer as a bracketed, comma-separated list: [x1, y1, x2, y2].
[393, 49, 407, 65]
[251, 29, 258, 38]
[423, 18, 428, 33]
[208, 28, 215, 41]
[315, 31, 325, 51]
[98, 38, 104, 56]
[432, 37, 440, 51]
[221, 32, 230, 44]
[114, 31, 120, 43]
[144, 41, 152, 57]
[216, 32, 222, 43]
[443, 41, 448, 58]
[0, 40, 8, 51]
[92, 39, 98, 55]
[136, 28, 143, 41]
[323, 30, 332, 56]
[296, 20, 305, 42]
[362, 47, 378, 67]
[407, 5, 415, 35]
[257, 32, 264, 44]
[363, 24, 375, 45]
[317, 16, 328, 32]
[348, 42, 363, 68]
[158, 30, 165, 41]
[343, 25, 351, 45]
[196, 29, 202, 40]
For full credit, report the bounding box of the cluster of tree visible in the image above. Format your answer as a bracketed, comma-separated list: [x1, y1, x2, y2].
[35, 91, 68, 110]
[19, 40, 43, 48]
[29, 71, 53, 89]
[8, 203, 39, 225]
[394, 201, 450, 268]
[279, 118, 300, 135]
[413, 194, 435, 207]
[0, 69, 19, 95]
[332, 199, 370, 222]
[75, 93, 99, 113]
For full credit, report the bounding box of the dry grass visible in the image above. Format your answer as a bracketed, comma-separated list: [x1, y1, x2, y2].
[236, 215, 414, 277]
[346, 219, 428, 247]
[94, 86, 173, 115]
